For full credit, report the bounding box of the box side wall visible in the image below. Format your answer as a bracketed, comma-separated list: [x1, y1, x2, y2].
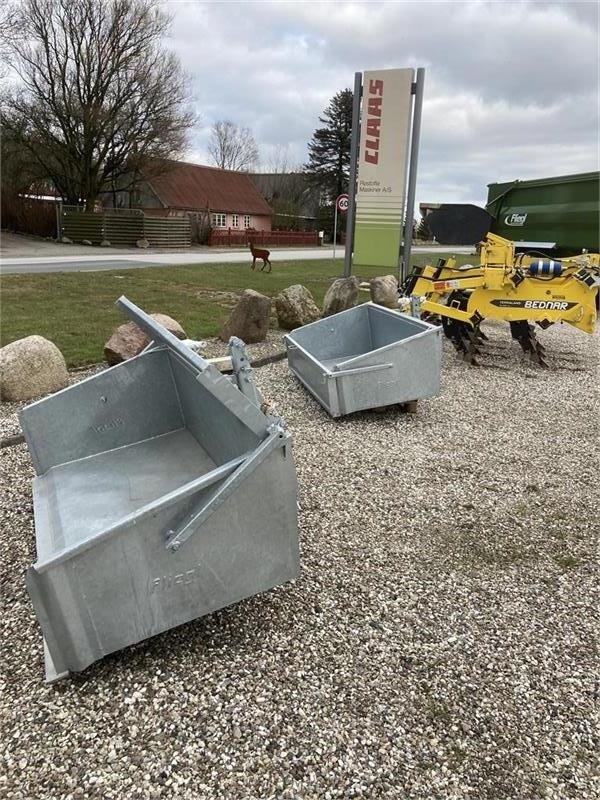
[367, 306, 435, 350]
[30, 446, 300, 676]
[288, 305, 372, 362]
[286, 345, 336, 414]
[169, 353, 261, 465]
[335, 329, 442, 414]
[20, 350, 183, 475]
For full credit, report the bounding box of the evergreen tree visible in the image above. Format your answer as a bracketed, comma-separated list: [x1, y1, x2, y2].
[304, 89, 353, 205]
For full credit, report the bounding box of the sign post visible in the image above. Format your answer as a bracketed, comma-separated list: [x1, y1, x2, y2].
[344, 67, 424, 282]
[343, 71, 363, 277]
[400, 67, 425, 284]
[333, 193, 349, 259]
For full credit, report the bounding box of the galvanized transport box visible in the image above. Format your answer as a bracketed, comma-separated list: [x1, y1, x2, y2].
[20, 298, 300, 683]
[284, 302, 442, 417]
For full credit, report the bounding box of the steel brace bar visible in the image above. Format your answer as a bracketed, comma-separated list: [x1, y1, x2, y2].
[165, 427, 286, 551]
[116, 296, 211, 373]
[330, 362, 393, 379]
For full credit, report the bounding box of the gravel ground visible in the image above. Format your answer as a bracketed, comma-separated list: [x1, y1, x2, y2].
[1, 322, 598, 800]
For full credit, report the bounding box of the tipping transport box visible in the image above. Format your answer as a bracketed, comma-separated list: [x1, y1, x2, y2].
[20, 298, 300, 682]
[284, 303, 442, 418]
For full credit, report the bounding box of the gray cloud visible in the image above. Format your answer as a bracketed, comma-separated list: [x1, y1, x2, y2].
[167, 0, 598, 208]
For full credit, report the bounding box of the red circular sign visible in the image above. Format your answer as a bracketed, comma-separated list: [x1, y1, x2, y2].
[337, 194, 349, 212]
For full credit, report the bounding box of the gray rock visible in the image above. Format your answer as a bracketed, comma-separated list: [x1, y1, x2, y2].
[370, 275, 398, 309]
[322, 276, 360, 317]
[100, 239, 111, 247]
[0, 335, 69, 402]
[60, 236, 73, 244]
[220, 289, 271, 344]
[81, 239, 92, 246]
[136, 238, 150, 249]
[104, 314, 187, 365]
[275, 285, 320, 330]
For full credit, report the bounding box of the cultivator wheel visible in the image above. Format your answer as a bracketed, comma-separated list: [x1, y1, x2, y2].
[509, 321, 548, 367]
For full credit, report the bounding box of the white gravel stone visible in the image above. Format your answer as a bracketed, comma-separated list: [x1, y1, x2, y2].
[0, 321, 598, 799]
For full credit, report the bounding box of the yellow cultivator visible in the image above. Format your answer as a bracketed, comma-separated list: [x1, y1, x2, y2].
[400, 234, 600, 366]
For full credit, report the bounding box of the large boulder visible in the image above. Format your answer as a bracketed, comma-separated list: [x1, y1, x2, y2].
[104, 313, 187, 365]
[370, 274, 398, 309]
[219, 289, 271, 343]
[322, 276, 360, 317]
[275, 285, 320, 330]
[0, 335, 69, 402]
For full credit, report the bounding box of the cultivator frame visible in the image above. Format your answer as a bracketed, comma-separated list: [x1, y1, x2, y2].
[401, 234, 600, 366]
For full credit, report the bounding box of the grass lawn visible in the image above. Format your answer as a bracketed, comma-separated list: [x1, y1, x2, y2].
[1, 253, 473, 366]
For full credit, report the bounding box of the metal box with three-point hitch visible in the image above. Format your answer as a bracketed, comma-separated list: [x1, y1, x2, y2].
[20, 297, 300, 682]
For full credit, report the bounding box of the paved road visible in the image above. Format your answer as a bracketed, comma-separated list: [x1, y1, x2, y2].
[0, 245, 474, 275]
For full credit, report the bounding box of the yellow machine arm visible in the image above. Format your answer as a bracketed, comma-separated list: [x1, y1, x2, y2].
[401, 234, 599, 365]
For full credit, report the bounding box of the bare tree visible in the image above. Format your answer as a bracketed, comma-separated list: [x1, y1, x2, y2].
[0, 110, 46, 197]
[0, 4, 18, 79]
[260, 144, 295, 175]
[208, 120, 259, 171]
[249, 145, 319, 230]
[1, 0, 193, 209]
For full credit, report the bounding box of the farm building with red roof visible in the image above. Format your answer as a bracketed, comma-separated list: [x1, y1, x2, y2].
[104, 160, 273, 233]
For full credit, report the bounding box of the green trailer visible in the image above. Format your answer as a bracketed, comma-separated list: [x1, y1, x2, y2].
[486, 171, 599, 255]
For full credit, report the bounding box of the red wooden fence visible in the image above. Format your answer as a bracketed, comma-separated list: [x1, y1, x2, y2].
[209, 229, 319, 247]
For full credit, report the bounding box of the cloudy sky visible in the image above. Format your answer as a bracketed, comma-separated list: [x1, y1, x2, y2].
[167, 0, 598, 208]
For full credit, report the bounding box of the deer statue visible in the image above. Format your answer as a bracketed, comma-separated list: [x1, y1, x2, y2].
[249, 242, 272, 273]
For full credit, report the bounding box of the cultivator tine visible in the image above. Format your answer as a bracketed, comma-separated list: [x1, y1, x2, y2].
[462, 348, 481, 367]
[509, 321, 524, 341]
[441, 318, 485, 365]
[509, 321, 548, 367]
[531, 336, 548, 368]
[457, 332, 480, 365]
[438, 315, 554, 370]
[463, 328, 483, 365]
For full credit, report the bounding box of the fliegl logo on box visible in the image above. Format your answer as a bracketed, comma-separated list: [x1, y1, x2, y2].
[504, 212, 527, 227]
